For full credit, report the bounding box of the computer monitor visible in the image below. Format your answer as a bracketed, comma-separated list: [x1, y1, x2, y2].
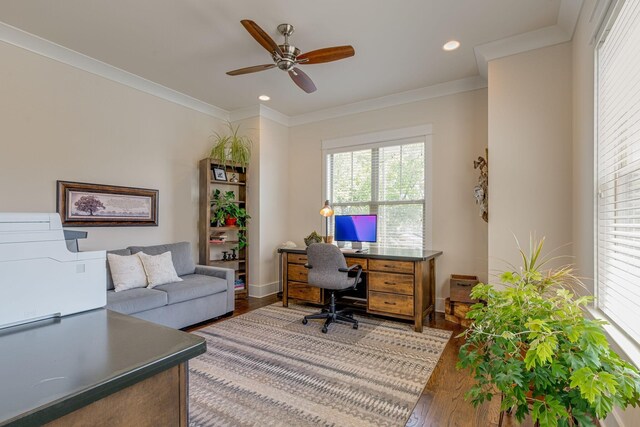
[334, 214, 377, 250]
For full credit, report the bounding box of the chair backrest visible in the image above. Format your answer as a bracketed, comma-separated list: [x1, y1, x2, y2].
[306, 243, 353, 290]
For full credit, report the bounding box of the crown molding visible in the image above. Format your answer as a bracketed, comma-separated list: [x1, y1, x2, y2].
[287, 76, 487, 127]
[474, 0, 583, 79]
[259, 105, 290, 127]
[229, 105, 290, 127]
[0, 21, 230, 121]
[228, 105, 261, 123]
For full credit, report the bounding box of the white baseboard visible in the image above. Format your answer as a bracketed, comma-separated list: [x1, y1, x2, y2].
[248, 281, 279, 298]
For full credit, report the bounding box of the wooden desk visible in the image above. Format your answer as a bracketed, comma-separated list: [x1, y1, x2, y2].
[278, 247, 442, 332]
[0, 309, 205, 426]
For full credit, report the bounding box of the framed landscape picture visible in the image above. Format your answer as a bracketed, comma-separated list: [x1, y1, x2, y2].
[57, 181, 159, 226]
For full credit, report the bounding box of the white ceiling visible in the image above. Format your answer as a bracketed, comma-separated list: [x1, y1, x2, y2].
[0, 1, 563, 116]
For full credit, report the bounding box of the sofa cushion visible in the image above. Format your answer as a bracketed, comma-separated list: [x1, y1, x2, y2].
[108, 253, 149, 292]
[128, 242, 196, 276]
[153, 274, 227, 305]
[106, 248, 132, 290]
[106, 288, 168, 315]
[138, 251, 183, 288]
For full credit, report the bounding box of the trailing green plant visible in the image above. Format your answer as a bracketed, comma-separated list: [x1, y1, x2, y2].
[211, 189, 251, 249]
[457, 237, 640, 427]
[209, 122, 252, 171]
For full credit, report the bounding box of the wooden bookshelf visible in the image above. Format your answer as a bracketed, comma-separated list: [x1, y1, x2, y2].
[199, 158, 249, 299]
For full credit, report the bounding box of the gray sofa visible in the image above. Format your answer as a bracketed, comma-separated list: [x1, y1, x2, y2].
[105, 242, 234, 329]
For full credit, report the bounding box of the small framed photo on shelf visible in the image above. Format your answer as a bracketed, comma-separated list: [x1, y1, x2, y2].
[212, 167, 227, 181]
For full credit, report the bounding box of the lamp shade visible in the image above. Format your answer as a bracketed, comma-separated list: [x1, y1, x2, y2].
[319, 200, 334, 217]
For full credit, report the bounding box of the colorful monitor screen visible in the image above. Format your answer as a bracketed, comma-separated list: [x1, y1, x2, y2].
[334, 215, 377, 243]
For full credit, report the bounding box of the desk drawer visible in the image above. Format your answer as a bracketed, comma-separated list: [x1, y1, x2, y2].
[288, 264, 308, 282]
[288, 253, 308, 265]
[368, 291, 414, 316]
[369, 272, 413, 295]
[369, 259, 414, 274]
[345, 257, 367, 270]
[288, 282, 321, 303]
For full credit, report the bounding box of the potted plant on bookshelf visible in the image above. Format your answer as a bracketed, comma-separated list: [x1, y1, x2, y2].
[211, 190, 250, 249]
[209, 122, 252, 171]
[457, 237, 640, 427]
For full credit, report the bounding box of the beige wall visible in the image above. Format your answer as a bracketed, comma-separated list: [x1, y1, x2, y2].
[257, 117, 289, 293]
[487, 43, 573, 275]
[231, 116, 289, 297]
[288, 89, 489, 310]
[0, 41, 223, 257]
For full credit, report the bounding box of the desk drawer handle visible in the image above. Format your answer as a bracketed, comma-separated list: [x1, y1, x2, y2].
[384, 281, 396, 285]
[383, 264, 394, 268]
[384, 301, 397, 305]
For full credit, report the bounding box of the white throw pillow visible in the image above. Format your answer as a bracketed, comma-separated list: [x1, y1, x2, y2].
[107, 253, 148, 292]
[138, 251, 183, 289]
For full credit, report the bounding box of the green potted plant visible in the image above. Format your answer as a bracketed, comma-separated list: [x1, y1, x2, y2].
[211, 190, 250, 249]
[457, 238, 640, 426]
[209, 122, 252, 171]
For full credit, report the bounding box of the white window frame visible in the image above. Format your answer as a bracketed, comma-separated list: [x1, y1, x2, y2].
[321, 125, 433, 249]
[593, 0, 640, 365]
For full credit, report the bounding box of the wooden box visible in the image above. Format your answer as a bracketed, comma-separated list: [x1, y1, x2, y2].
[449, 274, 479, 303]
[444, 297, 474, 328]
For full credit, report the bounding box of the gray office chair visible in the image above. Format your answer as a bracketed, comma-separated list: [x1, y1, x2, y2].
[302, 243, 362, 333]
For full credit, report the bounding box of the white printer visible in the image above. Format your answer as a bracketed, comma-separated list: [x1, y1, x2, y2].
[0, 213, 106, 329]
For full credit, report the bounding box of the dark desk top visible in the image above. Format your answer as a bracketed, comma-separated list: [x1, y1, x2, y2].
[0, 309, 205, 426]
[278, 246, 442, 261]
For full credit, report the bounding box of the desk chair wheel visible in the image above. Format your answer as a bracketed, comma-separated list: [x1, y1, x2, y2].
[302, 317, 308, 325]
[322, 326, 328, 334]
[353, 323, 358, 330]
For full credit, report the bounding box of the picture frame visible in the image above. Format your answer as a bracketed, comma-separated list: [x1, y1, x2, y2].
[213, 167, 228, 181]
[56, 181, 159, 226]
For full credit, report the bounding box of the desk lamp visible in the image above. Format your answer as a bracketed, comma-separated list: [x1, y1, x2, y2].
[319, 200, 334, 243]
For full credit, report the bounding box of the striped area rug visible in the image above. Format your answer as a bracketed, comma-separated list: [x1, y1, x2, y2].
[189, 303, 451, 427]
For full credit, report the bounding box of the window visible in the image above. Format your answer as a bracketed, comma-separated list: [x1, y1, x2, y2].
[325, 136, 430, 250]
[596, 0, 640, 344]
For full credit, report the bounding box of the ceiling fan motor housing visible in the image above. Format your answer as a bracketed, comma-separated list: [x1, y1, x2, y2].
[275, 44, 300, 71]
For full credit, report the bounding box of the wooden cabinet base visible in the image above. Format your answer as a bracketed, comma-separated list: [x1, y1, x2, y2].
[45, 364, 188, 427]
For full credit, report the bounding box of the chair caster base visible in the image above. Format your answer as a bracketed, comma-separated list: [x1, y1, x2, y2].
[353, 323, 358, 329]
[302, 318, 308, 325]
[322, 326, 328, 333]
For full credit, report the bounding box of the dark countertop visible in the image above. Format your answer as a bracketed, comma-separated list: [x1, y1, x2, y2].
[0, 309, 205, 426]
[278, 246, 442, 261]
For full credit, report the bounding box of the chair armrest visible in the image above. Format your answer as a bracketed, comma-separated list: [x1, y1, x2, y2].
[338, 264, 361, 273]
[195, 265, 235, 313]
[339, 264, 363, 289]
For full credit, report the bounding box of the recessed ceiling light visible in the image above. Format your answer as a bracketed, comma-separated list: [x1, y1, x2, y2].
[443, 40, 460, 51]
[258, 95, 270, 101]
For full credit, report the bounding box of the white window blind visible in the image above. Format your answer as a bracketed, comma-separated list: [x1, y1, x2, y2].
[326, 138, 428, 250]
[596, 0, 640, 344]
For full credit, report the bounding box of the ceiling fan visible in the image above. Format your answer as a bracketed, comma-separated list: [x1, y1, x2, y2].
[226, 20, 355, 94]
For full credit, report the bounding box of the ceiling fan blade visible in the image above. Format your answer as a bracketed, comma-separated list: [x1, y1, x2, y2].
[240, 20, 283, 57]
[297, 45, 355, 64]
[288, 67, 317, 93]
[226, 64, 276, 76]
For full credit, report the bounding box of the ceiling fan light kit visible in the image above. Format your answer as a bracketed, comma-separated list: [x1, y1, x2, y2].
[227, 20, 355, 94]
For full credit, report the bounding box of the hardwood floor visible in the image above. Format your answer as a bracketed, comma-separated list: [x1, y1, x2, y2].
[408, 314, 533, 427]
[186, 295, 531, 426]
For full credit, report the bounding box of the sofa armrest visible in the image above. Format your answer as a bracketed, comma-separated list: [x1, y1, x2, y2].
[195, 265, 235, 313]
